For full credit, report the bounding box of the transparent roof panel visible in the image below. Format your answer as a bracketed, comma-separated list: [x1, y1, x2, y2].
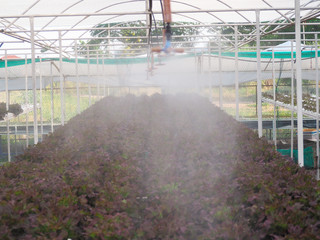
[1, 0, 320, 57]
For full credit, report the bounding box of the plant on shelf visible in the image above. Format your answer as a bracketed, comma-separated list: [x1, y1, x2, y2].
[0, 102, 23, 120]
[263, 92, 320, 112]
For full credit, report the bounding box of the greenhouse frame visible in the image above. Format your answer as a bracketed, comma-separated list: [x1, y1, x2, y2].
[0, 0, 320, 170]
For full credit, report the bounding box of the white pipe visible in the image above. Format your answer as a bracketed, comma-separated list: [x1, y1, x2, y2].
[208, 41, 212, 101]
[25, 55, 29, 147]
[235, 25, 239, 120]
[295, 0, 304, 167]
[256, 10, 263, 138]
[102, 54, 106, 97]
[219, 36, 223, 108]
[39, 58, 43, 141]
[59, 31, 65, 126]
[272, 48, 277, 148]
[316, 35, 319, 179]
[97, 54, 100, 99]
[75, 41, 80, 114]
[291, 41, 294, 159]
[2, 8, 320, 19]
[50, 62, 54, 133]
[30, 16, 38, 145]
[87, 46, 91, 106]
[5, 50, 11, 162]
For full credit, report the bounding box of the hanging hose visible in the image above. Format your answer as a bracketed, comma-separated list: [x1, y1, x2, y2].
[159, 0, 166, 28]
[148, 0, 153, 37]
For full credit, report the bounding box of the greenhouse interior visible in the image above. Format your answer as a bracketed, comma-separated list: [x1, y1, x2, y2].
[2, 0, 320, 238]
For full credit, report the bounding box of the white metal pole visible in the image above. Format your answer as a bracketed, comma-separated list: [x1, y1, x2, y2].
[50, 62, 54, 133]
[235, 25, 239, 120]
[208, 41, 212, 101]
[315, 35, 319, 179]
[295, 0, 304, 167]
[272, 49, 277, 148]
[39, 58, 43, 141]
[256, 10, 263, 138]
[87, 46, 91, 106]
[102, 54, 106, 97]
[25, 55, 29, 147]
[5, 50, 10, 162]
[146, 0, 151, 81]
[219, 36, 223, 108]
[30, 16, 38, 145]
[59, 31, 65, 126]
[97, 55, 100, 99]
[14, 125, 17, 156]
[75, 41, 80, 114]
[291, 41, 294, 159]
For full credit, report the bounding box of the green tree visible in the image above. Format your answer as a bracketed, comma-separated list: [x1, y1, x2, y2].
[218, 18, 320, 49]
[76, 21, 204, 57]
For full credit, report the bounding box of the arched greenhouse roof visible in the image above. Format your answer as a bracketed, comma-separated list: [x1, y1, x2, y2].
[1, 0, 320, 58]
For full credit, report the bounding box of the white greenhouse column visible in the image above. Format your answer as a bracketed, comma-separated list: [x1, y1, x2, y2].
[146, 0, 151, 80]
[30, 16, 38, 145]
[219, 36, 223, 108]
[235, 26, 239, 120]
[25, 55, 29, 147]
[5, 50, 10, 162]
[97, 55, 100, 99]
[50, 62, 54, 133]
[59, 31, 65, 126]
[272, 49, 277, 148]
[315, 35, 319, 179]
[208, 41, 212, 101]
[295, 0, 304, 167]
[39, 58, 43, 141]
[256, 10, 263, 138]
[102, 55, 106, 97]
[75, 41, 80, 114]
[291, 41, 294, 159]
[87, 46, 92, 106]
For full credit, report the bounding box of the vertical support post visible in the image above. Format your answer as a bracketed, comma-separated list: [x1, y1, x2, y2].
[75, 41, 80, 114]
[315, 35, 319, 179]
[256, 10, 263, 138]
[25, 55, 29, 147]
[50, 62, 54, 133]
[295, 0, 304, 167]
[108, 23, 111, 57]
[302, 24, 306, 45]
[218, 36, 223, 108]
[291, 41, 294, 159]
[272, 49, 277, 148]
[235, 25, 239, 120]
[39, 58, 43, 141]
[208, 41, 212, 101]
[102, 54, 106, 97]
[87, 46, 92, 106]
[97, 54, 100, 99]
[146, 0, 151, 80]
[59, 31, 65, 126]
[5, 50, 10, 162]
[30, 16, 38, 145]
[14, 125, 17, 156]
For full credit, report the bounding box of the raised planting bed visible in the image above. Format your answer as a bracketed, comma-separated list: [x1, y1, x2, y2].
[0, 94, 319, 239]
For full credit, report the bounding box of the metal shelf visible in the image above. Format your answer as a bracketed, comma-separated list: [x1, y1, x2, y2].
[262, 97, 320, 119]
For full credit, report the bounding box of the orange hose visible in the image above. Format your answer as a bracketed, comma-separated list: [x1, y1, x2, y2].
[163, 0, 172, 23]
